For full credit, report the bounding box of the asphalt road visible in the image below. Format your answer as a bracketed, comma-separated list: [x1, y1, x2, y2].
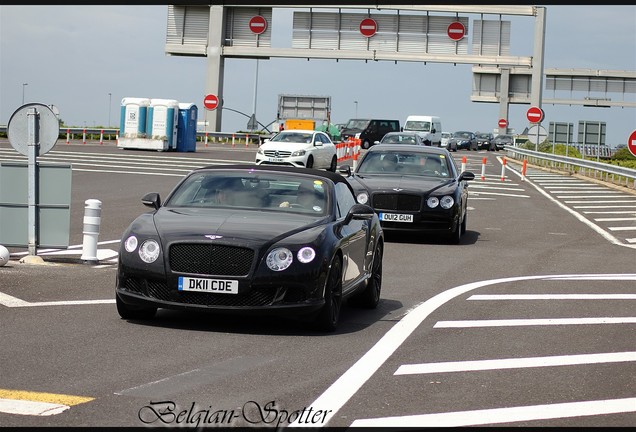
[0, 140, 634, 427]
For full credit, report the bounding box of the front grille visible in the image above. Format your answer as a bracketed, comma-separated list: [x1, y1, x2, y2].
[123, 278, 277, 306]
[169, 244, 254, 276]
[372, 193, 422, 211]
[263, 150, 292, 157]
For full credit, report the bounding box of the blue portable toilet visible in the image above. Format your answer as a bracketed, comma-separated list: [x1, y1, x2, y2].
[148, 98, 179, 151]
[177, 103, 198, 152]
[120, 97, 150, 138]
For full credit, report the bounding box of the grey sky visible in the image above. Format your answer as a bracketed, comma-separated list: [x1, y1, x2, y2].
[1, 5, 635, 146]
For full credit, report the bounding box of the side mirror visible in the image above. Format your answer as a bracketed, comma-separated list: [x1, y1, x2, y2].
[142, 192, 161, 210]
[458, 171, 475, 182]
[344, 203, 375, 224]
[338, 165, 352, 177]
[431, 128, 436, 133]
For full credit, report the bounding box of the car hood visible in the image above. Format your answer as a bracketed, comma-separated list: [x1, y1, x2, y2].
[152, 207, 324, 246]
[350, 174, 454, 194]
[259, 141, 311, 152]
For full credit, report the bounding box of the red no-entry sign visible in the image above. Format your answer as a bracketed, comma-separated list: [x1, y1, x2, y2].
[628, 130, 636, 157]
[203, 94, 219, 111]
[498, 118, 508, 128]
[249, 15, 267, 35]
[359, 18, 377, 37]
[447, 21, 465, 41]
[526, 106, 544, 123]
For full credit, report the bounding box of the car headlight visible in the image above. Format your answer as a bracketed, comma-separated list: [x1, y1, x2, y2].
[440, 195, 455, 209]
[139, 239, 160, 263]
[297, 247, 316, 264]
[356, 192, 369, 204]
[124, 235, 138, 252]
[426, 197, 439, 208]
[291, 149, 306, 157]
[355, 133, 361, 139]
[256, 148, 263, 155]
[266, 247, 293, 271]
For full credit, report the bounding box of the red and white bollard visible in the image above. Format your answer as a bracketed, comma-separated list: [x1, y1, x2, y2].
[82, 128, 87, 145]
[500, 157, 507, 181]
[232, 133, 236, 147]
[521, 159, 527, 181]
[461, 156, 467, 173]
[66, 128, 70, 145]
[99, 129, 104, 145]
[245, 133, 249, 147]
[481, 157, 487, 181]
[205, 132, 209, 147]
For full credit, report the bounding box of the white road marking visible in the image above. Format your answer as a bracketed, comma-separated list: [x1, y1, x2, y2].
[395, 351, 636, 375]
[351, 397, 636, 427]
[468, 293, 636, 300]
[289, 273, 636, 427]
[435, 317, 636, 327]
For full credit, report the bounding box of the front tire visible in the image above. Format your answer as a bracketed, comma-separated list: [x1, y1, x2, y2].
[349, 242, 382, 308]
[315, 256, 343, 332]
[306, 155, 314, 169]
[328, 155, 337, 172]
[448, 217, 462, 245]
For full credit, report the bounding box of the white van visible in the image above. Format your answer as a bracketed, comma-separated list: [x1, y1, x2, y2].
[402, 115, 442, 146]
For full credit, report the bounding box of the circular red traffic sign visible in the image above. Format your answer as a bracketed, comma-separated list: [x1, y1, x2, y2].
[447, 21, 465, 41]
[498, 118, 508, 128]
[526, 106, 544, 123]
[248, 15, 267, 35]
[359, 18, 377, 38]
[203, 94, 219, 111]
[628, 129, 636, 157]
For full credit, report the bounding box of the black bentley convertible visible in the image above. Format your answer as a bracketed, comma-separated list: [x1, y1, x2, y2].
[115, 165, 384, 332]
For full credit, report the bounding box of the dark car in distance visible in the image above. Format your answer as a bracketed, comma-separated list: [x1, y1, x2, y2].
[475, 132, 496, 151]
[339, 145, 475, 244]
[374, 131, 429, 146]
[492, 134, 514, 150]
[340, 118, 401, 150]
[448, 131, 478, 151]
[115, 165, 384, 332]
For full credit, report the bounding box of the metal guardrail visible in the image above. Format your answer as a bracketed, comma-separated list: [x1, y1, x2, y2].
[505, 146, 636, 189]
[0, 126, 268, 144]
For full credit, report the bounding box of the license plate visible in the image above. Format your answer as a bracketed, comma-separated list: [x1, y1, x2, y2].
[379, 212, 413, 223]
[269, 157, 284, 162]
[178, 277, 238, 294]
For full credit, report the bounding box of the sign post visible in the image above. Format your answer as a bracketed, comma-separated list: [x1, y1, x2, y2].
[498, 118, 507, 131]
[628, 130, 636, 157]
[248, 15, 267, 35]
[447, 22, 465, 41]
[359, 18, 377, 38]
[526, 106, 544, 124]
[203, 94, 219, 111]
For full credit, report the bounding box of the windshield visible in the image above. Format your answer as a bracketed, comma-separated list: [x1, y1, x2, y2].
[404, 120, 431, 132]
[164, 171, 330, 215]
[357, 151, 450, 178]
[270, 132, 313, 143]
[344, 119, 370, 130]
[453, 132, 472, 139]
[380, 134, 418, 144]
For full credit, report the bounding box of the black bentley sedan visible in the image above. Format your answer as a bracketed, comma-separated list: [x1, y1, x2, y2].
[339, 145, 475, 244]
[115, 165, 384, 332]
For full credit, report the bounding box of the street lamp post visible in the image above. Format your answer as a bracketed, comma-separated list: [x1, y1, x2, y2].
[108, 92, 112, 127]
[354, 100, 358, 118]
[22, 83, 28, 105]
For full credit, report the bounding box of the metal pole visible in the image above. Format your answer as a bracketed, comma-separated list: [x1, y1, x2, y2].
[22, 83, 28, 104]
[251, 59, 259, 131]
[108, 92, 112, 127]
[26, 107, 39, 256]
[354, 101, 358, 117]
